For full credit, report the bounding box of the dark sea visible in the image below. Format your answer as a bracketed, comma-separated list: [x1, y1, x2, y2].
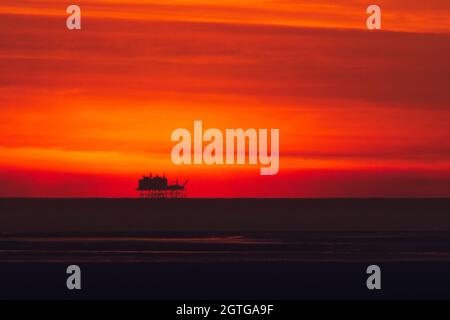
[1, 198, 450, 299]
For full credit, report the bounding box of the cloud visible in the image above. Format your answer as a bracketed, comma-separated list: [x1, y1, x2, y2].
[1, 15, 449, 109]
[2, 0, 450, 33]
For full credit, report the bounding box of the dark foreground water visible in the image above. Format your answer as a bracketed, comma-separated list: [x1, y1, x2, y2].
[1, 231, 450, 299]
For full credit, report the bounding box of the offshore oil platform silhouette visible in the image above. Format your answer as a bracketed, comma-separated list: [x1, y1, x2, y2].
[137, 174, 188, 198]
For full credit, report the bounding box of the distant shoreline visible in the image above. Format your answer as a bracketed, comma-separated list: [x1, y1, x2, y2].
[1, 198, 450, 233]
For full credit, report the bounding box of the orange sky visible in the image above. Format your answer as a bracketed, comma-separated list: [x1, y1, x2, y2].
[0, 0, 449, 197]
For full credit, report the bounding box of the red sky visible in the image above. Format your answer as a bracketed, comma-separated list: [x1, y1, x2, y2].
[0, 0, 449, 197]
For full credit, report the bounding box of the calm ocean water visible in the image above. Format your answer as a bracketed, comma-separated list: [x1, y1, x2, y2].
[1, 231, 450, 263]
